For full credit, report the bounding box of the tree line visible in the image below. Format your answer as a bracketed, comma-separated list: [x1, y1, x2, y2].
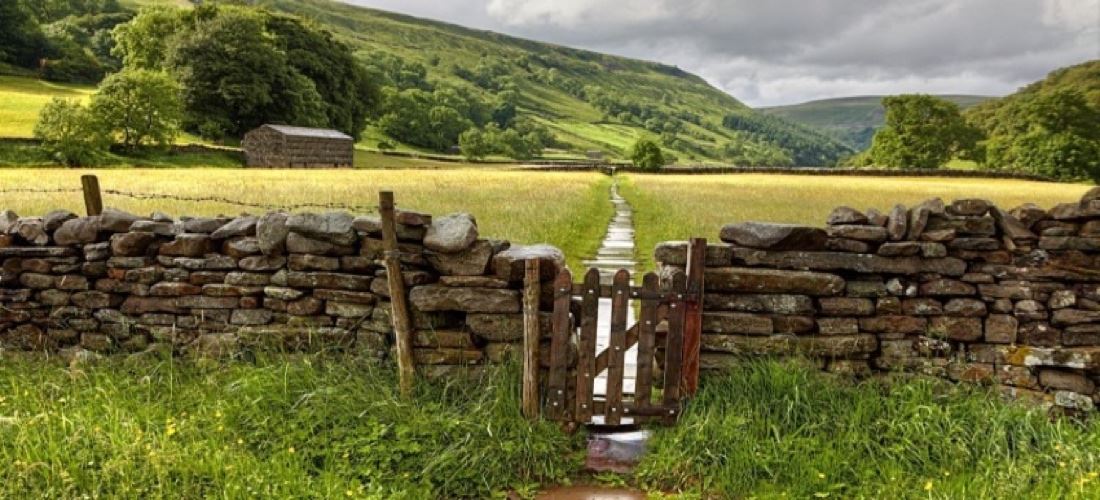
[26, 3, 557, 165]
[851, 87, 1099, 182]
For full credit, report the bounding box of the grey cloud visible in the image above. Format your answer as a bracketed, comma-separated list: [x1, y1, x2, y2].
[342, 0, 1099, 106]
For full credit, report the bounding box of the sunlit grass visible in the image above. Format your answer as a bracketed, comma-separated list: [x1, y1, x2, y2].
[0, 76, 93, 138]
[0, 168, 612, 271]
[639, 359, 1100, 498]
[0, 355, 579, 498]
[620, 173, 1091, 270]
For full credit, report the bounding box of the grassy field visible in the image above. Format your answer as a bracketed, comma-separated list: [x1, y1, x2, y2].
[620, 173, 1092, 270]
[0, 168, 612, 271]
[0, 355, 579, 498]
[0, 76, 94, 138]
[640, 360, 1100, 498]
[2, 354, 1097, 498]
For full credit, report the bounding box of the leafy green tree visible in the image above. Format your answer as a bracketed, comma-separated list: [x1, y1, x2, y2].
[982, 89, 1100, 181]
[630, 137, 666, 169]
[867, 95, 982, 169]
[458, 127, 493, 160]
[377, 88, 474, 151]
[33, 98, 108, 166]
[264, 14, 378, 139]
[89, 69, 182, 149]
[496, 129, 535, 160]
[110, 7, 183, 70]
[0, 0, 53, 68]
[165, 8, 326, 136]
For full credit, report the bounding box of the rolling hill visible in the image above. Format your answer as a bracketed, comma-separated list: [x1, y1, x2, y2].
[762, 95, 992, 151]
[245, 0, 855, 165]
[0, 0, 853, 165]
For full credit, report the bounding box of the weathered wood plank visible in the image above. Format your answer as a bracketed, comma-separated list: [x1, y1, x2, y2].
[605, 269, 630, 426]
[634, 272, 659, 409]
[522, 258, 541, 420]
[380, 191, 415, 397]
[574, 268, 600, 423]
[662, 272, 687, 424]
[546, 269, 573, 421]
[682, 237, 706, 397]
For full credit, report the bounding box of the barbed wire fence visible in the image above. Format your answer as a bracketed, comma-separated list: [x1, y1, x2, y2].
[0, 184, 379, 215]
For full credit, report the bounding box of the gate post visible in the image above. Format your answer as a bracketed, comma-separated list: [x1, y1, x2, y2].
[521, 258, 541, 420]
[681, 237, 706, 397]
[379, 191, 416, 397]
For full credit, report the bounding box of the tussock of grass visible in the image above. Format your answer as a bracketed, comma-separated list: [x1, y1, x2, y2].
[0, 355, 580, 498]
[638, 360, 1100, 498]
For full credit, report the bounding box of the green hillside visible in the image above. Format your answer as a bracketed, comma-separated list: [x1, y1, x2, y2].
[964, 60, 1099, 180]
[965, 60, 1100, 131]
[762, 95, 991, 151]
[0, 0, 853, 165]
[243, 0, 855, 165]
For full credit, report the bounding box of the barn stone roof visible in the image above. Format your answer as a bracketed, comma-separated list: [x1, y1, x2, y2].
[262, 125, 353, 141]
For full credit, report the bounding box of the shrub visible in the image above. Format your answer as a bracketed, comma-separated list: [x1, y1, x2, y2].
[33, 98, 108, 166]
[630, 137, 666, 169]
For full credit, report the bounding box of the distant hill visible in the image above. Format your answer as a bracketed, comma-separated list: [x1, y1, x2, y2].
[250, 0, 853, 165]
[761, 95, 992, 151]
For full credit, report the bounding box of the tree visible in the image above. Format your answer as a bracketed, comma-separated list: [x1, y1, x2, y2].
[630, 137, 666, 169]
[983, 90, 1100, 181]
[165, 8, 326, 136]
[458, 127, 493, 161]
[34, 98, 108, 166]
[0, 0, 53, 69]
[264, 14, 378, 139]
[866, 95, 982, 169]
[89, 69, 182, 149]
[110, 7, 183, 71]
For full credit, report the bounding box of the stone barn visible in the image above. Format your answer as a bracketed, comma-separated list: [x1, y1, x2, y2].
[242, 124, 354, 167]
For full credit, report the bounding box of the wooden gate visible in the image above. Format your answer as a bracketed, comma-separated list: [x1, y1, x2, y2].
[532, 238, 706, 426]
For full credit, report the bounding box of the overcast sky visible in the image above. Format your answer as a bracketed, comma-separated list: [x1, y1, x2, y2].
[341, 0, 1099, 107]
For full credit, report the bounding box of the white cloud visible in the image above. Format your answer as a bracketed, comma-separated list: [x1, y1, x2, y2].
[342, 0, 1100, 106]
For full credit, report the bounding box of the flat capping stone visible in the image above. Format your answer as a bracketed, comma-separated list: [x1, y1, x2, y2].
[704, 266, 845, 296]
[731, 248, 967, 277]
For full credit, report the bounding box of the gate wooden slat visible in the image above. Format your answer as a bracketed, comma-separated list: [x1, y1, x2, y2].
[546, 269, 573, 421]
[633, 272, 659, 410]
[661, 272, 688, 424]
[574, 268, 600, 423]
[682, 238, 706, 397]
[604, 269, 630, 426]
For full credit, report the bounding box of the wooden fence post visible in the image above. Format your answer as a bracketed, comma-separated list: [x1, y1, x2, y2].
[682, 237, 706, 397]
[81, 175, 102, 216]
[379, 191, 415, 397]
[522, 258, 541, 420]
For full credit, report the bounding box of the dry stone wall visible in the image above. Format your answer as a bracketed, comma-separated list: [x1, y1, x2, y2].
[0, 206, 564, 372]
[657, 187, 1100, 412]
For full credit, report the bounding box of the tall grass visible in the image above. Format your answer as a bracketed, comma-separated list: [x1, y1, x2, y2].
[0, 168, 612, 271]
[638, 360, 1100, 498]
[0, 355, 580, 498]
